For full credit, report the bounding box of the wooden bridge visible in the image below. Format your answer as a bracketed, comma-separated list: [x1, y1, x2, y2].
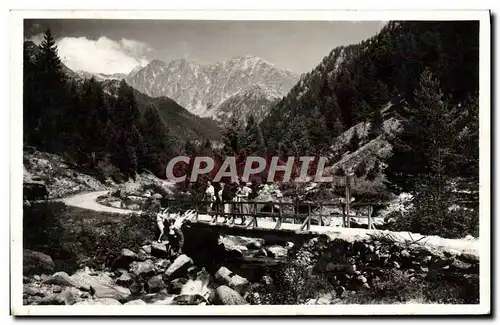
[163, 198, 381, 236]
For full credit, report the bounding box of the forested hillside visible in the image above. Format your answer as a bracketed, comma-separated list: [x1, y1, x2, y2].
[220, 20, 480, 238]
[260, 21, 479, 156]
[23, 31, 221, 181]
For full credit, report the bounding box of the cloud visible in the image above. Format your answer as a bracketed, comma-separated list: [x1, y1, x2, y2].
[29, 35, 152, 74]
[28, 33, 45, 46]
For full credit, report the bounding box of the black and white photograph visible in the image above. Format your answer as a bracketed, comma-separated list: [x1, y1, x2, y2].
[10, 9, 490, 316]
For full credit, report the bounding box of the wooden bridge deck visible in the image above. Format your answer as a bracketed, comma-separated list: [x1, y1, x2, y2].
[185, 213, 341, 235]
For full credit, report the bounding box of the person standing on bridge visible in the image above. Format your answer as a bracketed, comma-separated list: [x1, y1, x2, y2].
[221, 182, 234, 223]
[238, 182, 253, 225]
[204, 180, 215, 216]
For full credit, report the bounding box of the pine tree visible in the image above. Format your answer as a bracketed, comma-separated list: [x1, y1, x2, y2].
[347, 128, 360, 153]
[385, 68, 470, 237]
[139, 104, 174, 176]
[242, 114, 266, 155]
[184, 140, 197, 156]
[332, 118, 344, 137]
[34, 29, 68, 151]
[368, 105, 383, 139]
[201, 139, 213, 155]
[75, 77, 107, 163]
[222, 115, 244, 156]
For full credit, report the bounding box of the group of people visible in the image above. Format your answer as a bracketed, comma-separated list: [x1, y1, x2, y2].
[154, 208, 194, 255]
[204, 180, 254, 225]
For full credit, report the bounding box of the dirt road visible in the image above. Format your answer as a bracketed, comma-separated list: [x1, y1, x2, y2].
[56, 191, 141, 215]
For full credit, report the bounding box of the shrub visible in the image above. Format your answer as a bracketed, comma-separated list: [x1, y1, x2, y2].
[340, 270, 479, 304]
[249, 260, 335, 305]
[73, 213, 155, 269]
[142, 182, 171, 198]
[387, 190, 479, 238]
[23, 201, 67, 252]
[95, 158, 124, 183]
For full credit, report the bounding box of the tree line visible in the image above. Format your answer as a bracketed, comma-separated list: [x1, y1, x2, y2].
[23, 29, 216, 182]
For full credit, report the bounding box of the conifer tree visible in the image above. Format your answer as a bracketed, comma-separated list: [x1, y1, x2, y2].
[35, 29, 67, 150]
[222, 115, 244, 156]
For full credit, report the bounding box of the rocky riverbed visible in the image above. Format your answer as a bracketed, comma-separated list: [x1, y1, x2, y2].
[23, 228, 480, 306]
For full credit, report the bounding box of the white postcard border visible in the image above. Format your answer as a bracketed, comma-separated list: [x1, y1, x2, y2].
[9, 9, 491, 316]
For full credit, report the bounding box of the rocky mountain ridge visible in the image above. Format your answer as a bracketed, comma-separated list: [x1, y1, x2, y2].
[126, 55, 299, 121]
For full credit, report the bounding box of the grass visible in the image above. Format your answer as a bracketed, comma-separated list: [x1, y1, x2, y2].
[23, 202, 157, 273]
[339, 270, 479, 305]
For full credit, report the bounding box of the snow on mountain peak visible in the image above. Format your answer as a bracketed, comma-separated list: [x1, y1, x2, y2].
[126, 55, 300, 120]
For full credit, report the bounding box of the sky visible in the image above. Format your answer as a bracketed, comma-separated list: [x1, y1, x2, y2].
[24, 19, 386, 75]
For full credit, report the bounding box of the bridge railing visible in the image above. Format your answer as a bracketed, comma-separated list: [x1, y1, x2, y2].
[161, 198, 383, 231]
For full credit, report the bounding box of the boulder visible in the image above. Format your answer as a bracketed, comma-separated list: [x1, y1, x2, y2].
[306, 293, 336, 305]
[261, 275, 273, 286]
[246, 240, 263, 250]
[173, 294, 206, 305]
[152, 193, 163, 200]
[449, 259, 473, 272]
[226, 248, 244, 259]
[147, 275, 164, 293]
[142, 292, 171, 304]
[356, 275, 368, 283]
[116, 271, 134, 287]
[109, 201, 123, 208]
[52, 286, 62, 293]
[151, 296, 175, 305]
[444, 249, 461, 257]
[196, 268, 210, 290]
[151, 242, 169, 258]
[254, 248, 268, 258]
[128, 204, 141, 210]
[24, 286, 45, 297]
[154, 259, 171, 273]
[458, 253, 479, 265]
[400, 250, 411, 258]
[42, 272, 79, 287]
[168, 278, 189, 294]
[23, 249, 55, 274]
[345, 264, 357, 276]
[112, 249, 137, 269]
[124, 299, 147, 305]
[180, 277, 211, 298]
[129, 282, 143, 295]
[70, 270, 115, 289]
[209, 285, 247, 305]
[214, 266, 249, 294]
[130, 260, 155, 277]
[141, 245, 152, 255]
[187, 266, 198, 279]
[39, 290, 75, 305]
[165, 254, 193, 278]
[75, 298, 122, 305]
[265, 245, 288, 258]
[91, 283, 131, 302]
[219, 235, 262, 252]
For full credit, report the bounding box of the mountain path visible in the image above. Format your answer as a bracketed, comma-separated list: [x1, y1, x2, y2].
[55, 190, 141, 215]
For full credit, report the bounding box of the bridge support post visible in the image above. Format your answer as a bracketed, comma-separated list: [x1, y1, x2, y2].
[368, 205, 373, 230]
[275, 207, 282, 230]
[319, 203, 324, 226]
[307, 204, 311, 231]
[345, 175, 352, 228]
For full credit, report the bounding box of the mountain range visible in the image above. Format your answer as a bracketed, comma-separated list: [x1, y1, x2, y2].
[23, 40, 223, 142]
[125, 55, 299, 121]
